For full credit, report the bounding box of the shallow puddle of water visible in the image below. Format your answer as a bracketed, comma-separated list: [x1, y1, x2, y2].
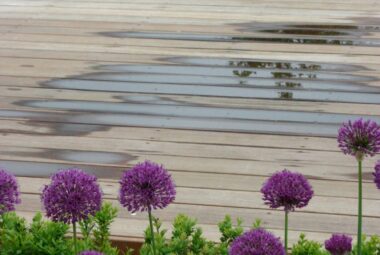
[166, 57, 364, 72]
[103, 31, 380, 47]
[98, 65, 371, 82]
[60, 151, 128, 164]
[46, 79, 380, 104]
[0, 160, 124, 178]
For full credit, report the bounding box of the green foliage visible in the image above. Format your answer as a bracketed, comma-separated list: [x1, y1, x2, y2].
[352, 235, 380, 255]
[140, 214, 245, 255]
[0, 212, 71, 255]
[79, 202, 132, 255]
[0, 204, 132, 255]
[217, 215, 244, 255]
[291, 233, 329, 255]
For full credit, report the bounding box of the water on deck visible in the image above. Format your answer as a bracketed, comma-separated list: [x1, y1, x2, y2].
[1, 0, 380, 247]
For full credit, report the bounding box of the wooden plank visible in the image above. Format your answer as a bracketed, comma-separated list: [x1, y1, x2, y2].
[1, 0, 379, 11]
[2, 32, 380, 56]
[0, 137, 377, 182]
[1, 87, 380, 115]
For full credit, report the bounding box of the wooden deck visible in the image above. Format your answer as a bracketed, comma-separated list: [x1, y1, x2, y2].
[1, 0, 380, 248]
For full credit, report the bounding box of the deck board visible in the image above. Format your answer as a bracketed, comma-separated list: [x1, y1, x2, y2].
[1, 0, 380, 250]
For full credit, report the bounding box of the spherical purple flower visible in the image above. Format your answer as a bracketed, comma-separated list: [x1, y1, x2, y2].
[338, 118, 380, 160]
[41, 168, 102, 224]
[261, 169, 313, 212]
[325, 234, 352, 255]
[78, 251, 104, 255]
[119, 160, 176, 213]
[373, 161, 380, 189]
[229, 228, 285, 255]
[0, 168, 21, 214]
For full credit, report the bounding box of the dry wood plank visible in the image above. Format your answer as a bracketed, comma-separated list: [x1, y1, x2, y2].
[0, 11, 365, 26]
[1, 6, 376, 21]
[2, 0, 379, 11]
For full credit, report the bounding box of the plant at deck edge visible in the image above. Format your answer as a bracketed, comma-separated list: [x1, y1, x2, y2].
[338, 118, 380, 255]
[41, 168, 102, 255]
[261, 169, 313, 253]
[119, 160, 176, 255]
[229, 228, 285, 255]
[0, 168, 21, 215]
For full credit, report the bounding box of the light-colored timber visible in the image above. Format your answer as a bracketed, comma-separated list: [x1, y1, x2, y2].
[1, 0, 380, 251]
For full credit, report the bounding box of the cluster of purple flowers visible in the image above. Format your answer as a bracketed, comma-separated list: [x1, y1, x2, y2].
[338, 118, 380, 160]
[0, 168, 20, 214]
[261, 169, 313, 212]
[229, 228, 285, 255]
[41, 168, 102, 224]
[325, 234, 352, 255]
[373, 161, 380, 189]
[119, 160, 176, 213]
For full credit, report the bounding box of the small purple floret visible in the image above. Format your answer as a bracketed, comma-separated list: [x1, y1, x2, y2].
[261, 169, 314, 212]
[41, 168, 102, 224]
[78, 251, 104, 255]
[373, 161, 380, 189]
[325, 234, 352, 255]
[229, 228, 285, 255]
[119, 160, 176, 213]
[0, 168, 21, 214]
[338, 118, 380, 159]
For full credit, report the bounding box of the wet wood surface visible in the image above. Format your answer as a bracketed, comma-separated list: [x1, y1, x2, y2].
[1, 0, 380, 246]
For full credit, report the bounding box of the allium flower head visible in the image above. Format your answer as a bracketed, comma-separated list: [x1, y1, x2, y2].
[119, 160, 176, 213]
[325, 234, 352, 255]
[373, 161, 380, 189]
[41, 168, 102, 224]
[261, 169, 313, 212]
[338, 118, 380, 160]
[79, 251, 104, 255]
[229, 228, 285, 255]
[0, 168, 21, 214]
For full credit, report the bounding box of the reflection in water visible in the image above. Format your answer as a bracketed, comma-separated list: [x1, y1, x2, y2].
[103, 30, 380, 47]
[259, 29, 348, 36]
[229, 61, 313, 99]
[228, 60, 322, 71]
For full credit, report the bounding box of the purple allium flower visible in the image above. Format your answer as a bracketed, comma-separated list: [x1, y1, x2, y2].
[338, 118, 380, 160]
[229, 228, 285, 255]
[41, 168, 102, 224]
[78, 251, 104, 255]
[119, 160, 176, 213]
[0, 168, 21, 214]
[325, 234, 352, 255]
[373, 161, 380, 189]
[261, 169, 313, 212]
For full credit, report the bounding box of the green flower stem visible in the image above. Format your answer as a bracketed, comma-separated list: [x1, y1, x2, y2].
[148, 209, 157, 255]
[73, 221, 78, 255]
[285, 210, 289, 254]
[357, 159, 363, 255]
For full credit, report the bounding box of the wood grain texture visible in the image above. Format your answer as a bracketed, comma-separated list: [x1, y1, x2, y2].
[1, 0, 380, 248]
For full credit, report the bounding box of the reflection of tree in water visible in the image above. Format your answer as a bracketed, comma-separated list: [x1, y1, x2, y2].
[229, 61, 321, 99]
[276, 82, 302, 100]
[229, 60, 322, 71]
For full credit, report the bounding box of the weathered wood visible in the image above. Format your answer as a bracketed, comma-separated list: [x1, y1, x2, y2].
[2, 0, 380, 248]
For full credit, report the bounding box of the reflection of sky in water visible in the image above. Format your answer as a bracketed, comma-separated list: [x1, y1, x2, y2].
[48, 79, 380, 104]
